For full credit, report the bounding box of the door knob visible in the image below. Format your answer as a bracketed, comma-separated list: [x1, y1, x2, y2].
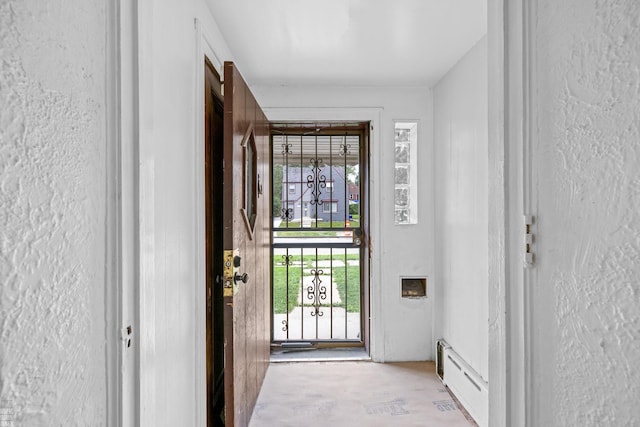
[234, 272, 249, 284]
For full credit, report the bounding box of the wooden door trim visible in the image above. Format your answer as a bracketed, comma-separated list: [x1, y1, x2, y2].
[221, 62, 236, 427]
[205, 58, 225, 427]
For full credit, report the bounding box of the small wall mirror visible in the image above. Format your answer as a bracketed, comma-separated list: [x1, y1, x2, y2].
[241, 126, 258, 238]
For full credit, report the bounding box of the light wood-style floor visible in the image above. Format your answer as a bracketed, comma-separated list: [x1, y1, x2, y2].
[249, 361, 477, 427]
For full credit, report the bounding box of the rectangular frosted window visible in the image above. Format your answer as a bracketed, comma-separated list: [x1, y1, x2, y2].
[394, 121, 418, 224]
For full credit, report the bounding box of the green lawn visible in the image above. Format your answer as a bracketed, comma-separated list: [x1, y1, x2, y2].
[272, 263, 301, 314]
[332, 266, 361, 313]
[272, 253, 361, 314]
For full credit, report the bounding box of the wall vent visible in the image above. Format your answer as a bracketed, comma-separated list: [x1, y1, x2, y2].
[401, 277, 426, 297]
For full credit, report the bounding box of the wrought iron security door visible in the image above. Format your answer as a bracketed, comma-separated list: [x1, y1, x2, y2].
[271, 124, 368, 346]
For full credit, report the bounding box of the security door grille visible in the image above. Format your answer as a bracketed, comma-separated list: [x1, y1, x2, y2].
[271, 123, 368, 346]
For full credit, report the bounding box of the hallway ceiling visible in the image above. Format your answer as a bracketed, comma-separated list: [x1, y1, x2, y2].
[206, 0, 487, 87]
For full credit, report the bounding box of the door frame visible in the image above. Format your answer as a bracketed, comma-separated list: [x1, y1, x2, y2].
[269, 123, 371, 348]
[264, 107, 383, 359]
[194, 18, 235, 427]
[105, 0, 127, 425]
[204, 58, 225, 426]
[106, 0, 141, 425]
[488, 0, 532, 426]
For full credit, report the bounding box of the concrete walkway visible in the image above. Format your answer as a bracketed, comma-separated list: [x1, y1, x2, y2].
[274, 307, 361, 341]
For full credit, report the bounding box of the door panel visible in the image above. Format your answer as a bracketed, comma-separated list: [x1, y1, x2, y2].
[222, 62, 270, 427]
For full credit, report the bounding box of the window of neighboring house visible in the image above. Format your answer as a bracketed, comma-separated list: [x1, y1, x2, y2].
[326, 181, 334, 193]
[322, 201, 338, 213]
[288, 184, 296, 194]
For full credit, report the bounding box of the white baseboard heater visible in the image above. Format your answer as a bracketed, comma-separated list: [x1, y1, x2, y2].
[436, 339, 488, 427]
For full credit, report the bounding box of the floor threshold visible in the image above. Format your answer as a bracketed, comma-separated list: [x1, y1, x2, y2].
[270, 347, 370, 363]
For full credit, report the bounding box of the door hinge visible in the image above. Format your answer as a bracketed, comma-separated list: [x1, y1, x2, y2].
[120, 325, 133, 349]
[524, 215, 535, 267]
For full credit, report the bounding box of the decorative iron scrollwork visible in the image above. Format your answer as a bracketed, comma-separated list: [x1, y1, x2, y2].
[281, 254, 293, 266]
[339, 141, 351, 157]
[306, 158, 326, 206]
[282, 319, 288, 332]
[307, 268, 327, 317]
[281, 207, 294, 222]
[281, 142, 292, 156]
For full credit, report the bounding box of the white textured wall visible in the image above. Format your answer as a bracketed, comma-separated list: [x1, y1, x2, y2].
[0, 1, 107, 425]
[433, 37, 489, 380]
[253, 85, 435, 362]
[533, 1, 640, 425]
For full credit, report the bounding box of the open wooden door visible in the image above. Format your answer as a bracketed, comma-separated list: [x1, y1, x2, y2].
[221, 62, 271, 427]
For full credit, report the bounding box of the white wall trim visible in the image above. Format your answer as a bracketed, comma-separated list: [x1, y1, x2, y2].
[200, 26, 224, 77]
[105, 0, 122, 425]
[488, 0, 532, 425]
[521, 0, 538, 425]
[136, 0, 156, 425]
[192, 15, 231, 427]
[193, 18, 207, 427]
[193, 16, 236, 427]
[487, 1, 507, 426]
[111, 0, 140, 425]
[505, 0, 530, 424]
[263, 106, 384, 361]
[487, 0, 536, 425]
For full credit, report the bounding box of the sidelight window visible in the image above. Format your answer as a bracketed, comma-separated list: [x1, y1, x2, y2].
[394, 121, 418, 225]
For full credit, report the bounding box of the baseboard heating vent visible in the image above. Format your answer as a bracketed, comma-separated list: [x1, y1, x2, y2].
[435, 339, 488, 427]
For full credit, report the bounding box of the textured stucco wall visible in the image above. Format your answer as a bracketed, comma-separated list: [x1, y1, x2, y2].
[433, 36, 488, 380]
[535, 1, 640, 425]
[0, 1, 107, 425]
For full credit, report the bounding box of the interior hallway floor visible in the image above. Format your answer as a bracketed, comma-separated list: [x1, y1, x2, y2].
[249, 360, 477, 427]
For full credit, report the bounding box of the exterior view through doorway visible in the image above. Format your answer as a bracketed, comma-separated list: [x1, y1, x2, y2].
[271, 123, 370, 349]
